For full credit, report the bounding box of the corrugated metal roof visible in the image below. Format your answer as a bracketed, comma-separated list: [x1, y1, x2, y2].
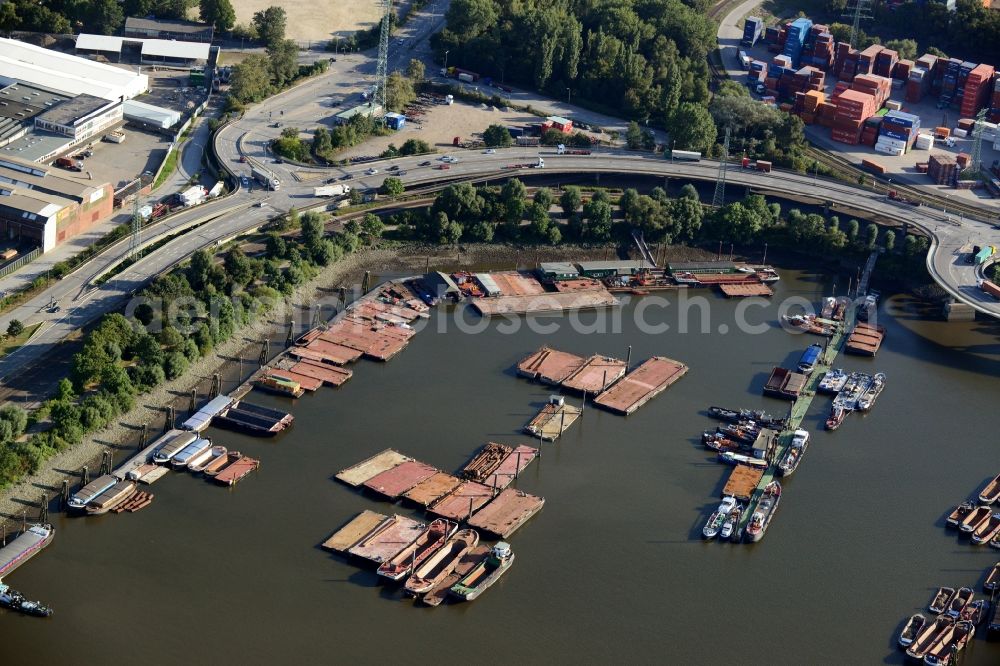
[539, 262, 579, 275]
[124, 99, 181, 128]
[75, 34, 124, 52]
[475, 273, 501, 295]
[141, 39, 210, 60]
[576, 260, 649, 271]
[0, 38, 147, 100]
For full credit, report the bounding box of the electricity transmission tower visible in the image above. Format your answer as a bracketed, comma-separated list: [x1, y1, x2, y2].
[964, 108, 987, 179]
[842, 0, 874, 49]
[129, 186, 142, 259]
[375, 0, 393, 121]
[713, 127, 731, 208]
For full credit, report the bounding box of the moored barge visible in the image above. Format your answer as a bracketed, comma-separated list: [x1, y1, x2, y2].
[0, 523, 53, 579]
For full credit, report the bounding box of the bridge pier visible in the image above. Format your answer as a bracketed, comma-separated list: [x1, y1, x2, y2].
[944, 300, 976, 321]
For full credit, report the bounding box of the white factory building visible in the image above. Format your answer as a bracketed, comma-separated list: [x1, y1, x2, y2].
[0, 37, 148, 101]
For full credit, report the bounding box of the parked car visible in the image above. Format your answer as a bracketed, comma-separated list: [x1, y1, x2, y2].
[365, 167, 378, 175]
[388, 165, 399, 171]
[419, 161, 431, 166]
[483, 148, 496, 154]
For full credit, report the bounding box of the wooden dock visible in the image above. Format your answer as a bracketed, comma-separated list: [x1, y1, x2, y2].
[561, 354, 627, 394]
[363, 460, 439, 499]
[524, 401, 581, 440]
[593, 356, 688, 415]
[516, 347, 585, 384]
[347, 514, 425, 564]
[429, 481, 494, 521]
[719, 283, 774, 298]
[468, 488, 545, 538]
[402, 472, 463, 508]
[322, 510, 389, 553]
[480, 445, 538, 491]
[335, 449, 412, 487]
[472, 290, 618, 316]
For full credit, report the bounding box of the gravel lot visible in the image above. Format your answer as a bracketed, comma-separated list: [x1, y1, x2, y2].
[231, 0, 381, 44]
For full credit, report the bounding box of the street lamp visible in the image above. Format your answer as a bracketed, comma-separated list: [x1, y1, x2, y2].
[443, 50, 449, 73]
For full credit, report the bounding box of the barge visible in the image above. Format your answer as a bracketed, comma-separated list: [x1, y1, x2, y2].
[151, 431, 199, 465]
[468, 488, 545, 538]
[593, 356, 688, 415]
[461, 443, 512, 483]
[348, 515, 426, 565]
[479, 445, 538, 491]
[722, 465, 765, 502]
[363, 460, 439, 500]
[524, 397, 581, 441]
[85, 480, 137, 515]
[762, 367, 808, 400]
[213, 400, 293, 436]
[472, 290, 618, 316]
[429, 481, 495, 521]
[336, 449, 412, 487]
[254, 375, 306, 397]
[516, 347, 585, 384]
[213, 456, 259, 486]
[449, 541, 515, 601]
[402, 472, 464, 508]
[322, 510, 389, 553]
[404, 528, 478, 596]
[378, 518, 456, 582]
[67, 474, 118, 511]
[0, 523, 53, 579]
[561, 354, 627, 394]
[422, 544, 490, 607]
[845, 322, 885, 356]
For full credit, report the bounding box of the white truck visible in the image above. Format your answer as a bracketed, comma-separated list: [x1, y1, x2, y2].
[177, 185, 206, 207]
[313, 184, 351, 197]
[251, 165, 281, 191]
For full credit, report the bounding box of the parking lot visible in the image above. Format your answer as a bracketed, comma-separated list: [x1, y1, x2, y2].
[67, 129, 170, 193]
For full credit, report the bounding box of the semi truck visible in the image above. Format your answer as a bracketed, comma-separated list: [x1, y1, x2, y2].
[251, 165, 281, 191]
[505, 157, 544, 169]
[313, 184, 351, 197]
[177, 185, 207, 207]
[55, 156, 83, 171]
[555, 144, 591, 155]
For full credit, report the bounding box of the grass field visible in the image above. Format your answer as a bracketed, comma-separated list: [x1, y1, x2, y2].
[232, 0, 382, 44]
[0, 322, 42, 359]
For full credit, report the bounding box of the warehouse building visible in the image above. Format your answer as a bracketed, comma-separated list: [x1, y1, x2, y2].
[75, 33, 211, 68]
[0, 82, 70, 149]
[335, 103, 384, 125]
[124, 17, 214, 43]
[0, 38, 148, 101]
[0, 156, 113, 251]
[33, 94, 122, 141]
[538, 262, 580, 281]
[123, 99, 181, 129]
[576, 260, 650, 279]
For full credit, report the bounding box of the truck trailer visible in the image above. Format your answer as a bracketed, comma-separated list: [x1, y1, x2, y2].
[313, 184, 351, 197]
[251, 165, 281, 191]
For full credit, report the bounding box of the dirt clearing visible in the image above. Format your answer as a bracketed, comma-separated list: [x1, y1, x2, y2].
[232, 0, 382, 43]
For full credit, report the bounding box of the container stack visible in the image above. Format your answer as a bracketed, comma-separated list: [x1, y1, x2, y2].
[894, 59, 913, 81]
[782, 18, 812, 68]
[874, 49, 898, 78]
[939, 58, 962, 107]
[748, 60, 767, 83]
[856, 45, 883, 78]
[906, 67, 930, 103]
[833, 42, 857, 79]
[764, 26, 782, 52]
[860, 116, 882, 147]
[875, 110, 921, 156]
[960, 64, 995, 117]
[831, 89, 878, 144]
[990, 76, 1000, 123]
[800, 90, 825, 124]
[797, 24, 834, 69]
[928, 154, 959, 185]
[742, 16, 764, 47]
[914, 133, 935, 150]
[851, 74, 892, 107]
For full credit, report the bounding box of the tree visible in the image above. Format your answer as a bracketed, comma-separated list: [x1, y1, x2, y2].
[406, 59, 425, 81]
[533, 188, 553, 210]
[399, 138, 430, 155]
[0, 2, 19, 32]
[360, 213, 385, 241]
[884, 229, 896, 252]
[482, 124, 513, 147]
[583, 199, 613, 240]
[560, 186, 581, 217]
[865, 223, 879, 251]
[300, 212, 325, 248]
[385, 72, 416, 111]
[268, 39, 299, 87]
[435, 211, 463, 244]
[229, 54, 272, 103]
[847, 219, 860, 243]
[680, 183, 699, 200]
[670, 103, 717, 153]
[199, 0, 235, 31]
[253, 6, 287, 48]
[6, 319, 24, 338]
[86, 0, 124, 35]
[885, 39, 918, 61]
[381, 177, 404, 197]
[626, 121, 642, 149]
[500, 178, 527, 223]
[224, 247, 254, 287]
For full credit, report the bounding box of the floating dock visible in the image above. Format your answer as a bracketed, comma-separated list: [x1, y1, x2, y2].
[363, 460, 439, 500]
[429, 481, 495, 521]
[468, 488, 545, 538]
[292, 338, 363, 365]
[516, 347, 585, 384]
[762, 367, 808, 400]
[114, 428, 184, 479]
[335, 449, 412, 487]
[472, 290, 618, 316]
[489, 271, 547, 296]
[274, 357, 352, 387]
[593, 356, 688, 415]
[723, 464, 765, 501]
[322, 510, 389, 553]
[561, 354, 627, 394]
[845, 322, 884, 356]
[718, 283, 774, 298]
[127, 464, 169, 484]
[402, 472, 463, 508]
[524, 401, 581, 440]
[213, 456, 259, 486]
[480, 445, 538, 491]
[422, 544, 490, 607]
[461, 443, 512, 482]
[348, 515, 425, 564]
[0, 523, 53, 579]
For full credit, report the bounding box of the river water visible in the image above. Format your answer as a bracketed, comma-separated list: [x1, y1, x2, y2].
[4, 267, 1000, 665]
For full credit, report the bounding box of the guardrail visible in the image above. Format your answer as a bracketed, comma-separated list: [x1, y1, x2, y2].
[0, 248, 41, 280]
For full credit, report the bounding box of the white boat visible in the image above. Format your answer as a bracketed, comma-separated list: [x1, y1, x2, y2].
[856, 372, 885, 411]
[188, 445, 226, 473]
[67, 474, 118, 511]
[818, 368, 848, 393]
[171, 437, 212, 468]
[703, 496, 738, 540]
[718, 451, 767, 469]
[778, 429, 810, 477]
[720, 503, 743, 540]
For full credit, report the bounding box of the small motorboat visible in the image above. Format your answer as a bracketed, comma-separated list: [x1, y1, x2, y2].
[946, 502, 975, 528]
[818, 368, 848, 393]
[946, 587, 974, 618]
[979, 473, 1000, 504]
[720, 503, 743, 541]
[703, 496, 738, 540]
[0, 583, 53, 618]
[718, 451, 767, 469]
[701, 432, 741, 452]
[929, 587, 956, 615]
[898, 613, 926, 649]
[449, 541, 514, 601]
[825, 405, 846, 431]
[959, 506, 993, 534]
[984, 561, 1000, 593]
[972, 513, 1000, 545]
[959, 599, 989, 625]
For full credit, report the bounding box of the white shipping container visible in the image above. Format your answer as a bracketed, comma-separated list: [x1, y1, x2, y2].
[885, 100, 902, 111]
[953, 128, 968, 138]
[874, 143, 904, 156]
[876, 136, 907, 150]
[914, 134, 934, 150]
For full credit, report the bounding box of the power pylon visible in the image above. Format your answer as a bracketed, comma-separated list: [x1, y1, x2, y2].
[842, 0, 873, 49]
[964, 108, 987, 179]
[129, 185, 142, 259]
[375, 0, 393, 121]
[712, 127, 731, 208]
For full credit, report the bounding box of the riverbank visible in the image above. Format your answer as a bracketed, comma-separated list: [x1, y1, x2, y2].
[0, 241, 716, 526]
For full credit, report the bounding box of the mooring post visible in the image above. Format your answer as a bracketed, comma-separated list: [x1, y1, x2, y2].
[60, 480, 68, 508]
[189, 388, 197, 413]
[81, 465, 89, 488]
[1, 522, 5, 547]
[167, 406, 175, 431]
[468, 497, 474, 521]
[22, 510, 26, 533]
[581, 391, 586, 416]
[140, 423, 148, 447]
[626, 345, 632, 369]
[39, 493, 48, 524]
[515, 450, 522, 479]
[285, 321, 293, 348]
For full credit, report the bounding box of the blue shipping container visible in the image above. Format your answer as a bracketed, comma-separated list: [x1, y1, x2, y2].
[880, 129, 910, 141]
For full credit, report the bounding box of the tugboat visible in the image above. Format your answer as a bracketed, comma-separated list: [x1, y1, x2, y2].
[0, 583, 53, 617]
[701, 431, 741, 452]
[818, 368, 848, 394]
[449, 541, 515, 601]
[856, 372, 885, 411]
[720, 503, 743, 541]
[778, 429, 810, 477]
[744, 481, 781, 543]
[898, 613, 926, 649]
[702, 496, 738, 540]
[825, 405, 847, 431]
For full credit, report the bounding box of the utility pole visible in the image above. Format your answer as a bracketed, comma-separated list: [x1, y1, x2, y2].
[712, 127, 731, 208]
[129, 181, 143, 259]
[964, 108, 987, 180]
[375, 0, 393, 122]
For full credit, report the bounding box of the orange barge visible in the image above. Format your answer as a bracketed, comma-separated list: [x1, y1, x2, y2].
[336, 449, 411, 487]
[429, 481, 495, 521]
[363, 460, 439, 499]
[593, 356, 688, 414]
[516, 347, 585, 384]
[468, 488, 545, 538]
[213, 456, 260, 486]
[480, 445, 538, 491]
[403, 472, 464, 508]
[718, 283, 774, 298]
[845, 322, 884, 356]
[561, 354, 627, 394]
